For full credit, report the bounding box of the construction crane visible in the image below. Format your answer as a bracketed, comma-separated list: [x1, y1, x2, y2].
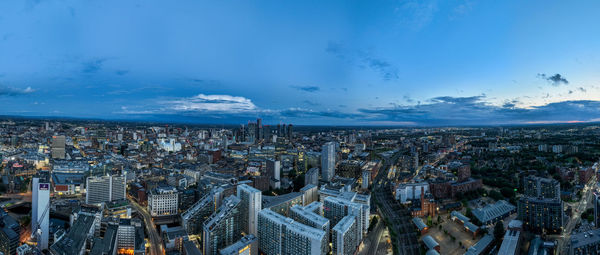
[30, 200, 51, 250]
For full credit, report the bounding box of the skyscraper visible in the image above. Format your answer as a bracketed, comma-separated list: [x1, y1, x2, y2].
[266, 159, 281, 189]
[202, 195, 241, 255]
[85, 175, 126, 204]
[237, 184, 262, 236]
[32, 177, 50, 250]
[321, 142, 336, 182]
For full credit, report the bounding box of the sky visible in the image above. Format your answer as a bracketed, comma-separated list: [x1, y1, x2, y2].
[1, 0, 600, 126]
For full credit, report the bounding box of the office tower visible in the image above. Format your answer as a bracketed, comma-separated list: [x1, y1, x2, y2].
[237, 184, 262, 236]
[257, 209, 327, 255]
[32, 177, 50, 250]
[524, 176, 561, 199]
[517, 197, 563, 233]
[324, 196, 367, 238]
[256, 118, 262, 141]
[247, 122, 256, 143]
[85, 175, 126, 204]
[181, 192, 217, 235]
[219, 234, 258, 255]
[282, 124, 287, 137]
[277, 124, 281, 137]
[148, 186, 179, 216]
[202, 196, 241, 255]
[305, 167, 319, 186]
[51, 135, 66, 159]
[321, 142, 336, 182]
[287, 124, 293, 140]
[266, 159, 281, 189]
[332, 215, 359, 255]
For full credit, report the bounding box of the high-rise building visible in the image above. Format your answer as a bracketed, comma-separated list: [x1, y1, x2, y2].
[305, 167, 319, 186]
[517, 197, 563, 234]
[321, 142, 336, 182]
[289, 204, 330, 235]
[51, 135, 66, 159]
[287, 124, 293, 140]
[324, 196, 368, 238]
[32, 177, 50, 250]
[237, 184, 262, 236]
[332, 215, 359, 255]
[524, 176, 560, 199]
[181, 191, 219, 235]
[257, 209, 327, 255]
[202, 195, 241, 255]
[85, 175, 126, 204]
[148, 186, 179, 216]
[266, 159, 281, 189]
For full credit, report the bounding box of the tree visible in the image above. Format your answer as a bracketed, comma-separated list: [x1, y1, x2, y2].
[494, 222, 505, 240]
[427, 215, 433, 226]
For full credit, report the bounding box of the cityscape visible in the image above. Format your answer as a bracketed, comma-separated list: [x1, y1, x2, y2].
[1, 1, 600, 255]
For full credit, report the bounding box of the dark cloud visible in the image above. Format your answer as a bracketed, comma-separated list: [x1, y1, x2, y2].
[537, 73, 569, 86]
[326, 41, 399, 81]
[291, 86, 320, 92]
[82, 58, 107, 74]
[578, 87, 587, 92]
[0, 86, 35, 96]
[279, 108, 363, 119]
[358, 96, 600, 125]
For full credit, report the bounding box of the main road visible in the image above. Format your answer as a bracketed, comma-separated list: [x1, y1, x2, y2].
[129, 198, 164, 255]
[556, 175, 597, 254]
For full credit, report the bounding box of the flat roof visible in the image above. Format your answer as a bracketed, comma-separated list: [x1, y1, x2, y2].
[50, 214, 96, 255]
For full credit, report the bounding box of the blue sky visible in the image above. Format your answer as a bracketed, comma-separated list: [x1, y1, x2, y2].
[1, 0, 599, 125]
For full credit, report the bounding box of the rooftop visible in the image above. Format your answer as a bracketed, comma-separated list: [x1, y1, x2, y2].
[465, 234, 494, 255]
[472, 200, 515, 224]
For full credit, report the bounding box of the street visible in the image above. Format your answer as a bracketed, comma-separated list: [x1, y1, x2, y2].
[129, 198, 164, 255]
[555, 175, 596, 254]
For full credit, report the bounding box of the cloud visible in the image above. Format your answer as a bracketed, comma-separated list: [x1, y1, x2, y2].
[578, 87, 587, 92]
[166, 94, 257, 113]
[82, 58, 107, 74]
[358, 95, 600, 125]
[279, 108, 363, 119]
[537, 73, 569, 86]
[326, 41, 399, 81]
[0, 86, 35, 96]
[291, 86, 320, 92]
